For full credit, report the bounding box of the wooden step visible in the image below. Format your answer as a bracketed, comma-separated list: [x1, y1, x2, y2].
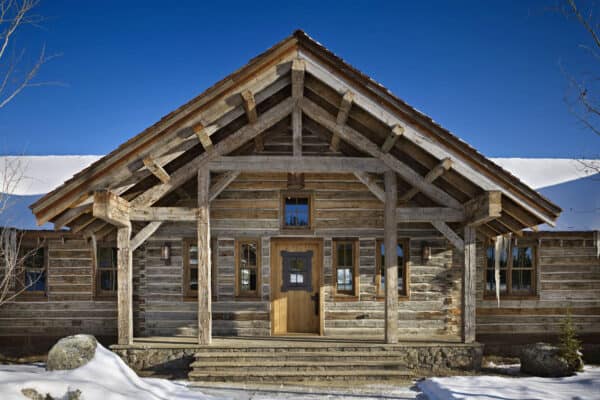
[191, 359, 410, 372]
[192, 350, 416, 363]
[188, 369, 414, 382]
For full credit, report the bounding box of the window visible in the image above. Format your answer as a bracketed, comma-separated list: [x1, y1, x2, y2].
[485, 240, 536, 297]
[281, 192, 312, 229]
[183, 239, 198, 298]
[281, 251, 313, 292]
[236, 239, 260, 297]
[96, 246, 117, 296]
[333, 240, 358, 296]
[376, 239, 409, 297]
[19, 246, 46, 295]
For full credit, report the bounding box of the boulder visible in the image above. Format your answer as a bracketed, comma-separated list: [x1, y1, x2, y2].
[520, 342, 582, 377]
[46, 334, 98, 371]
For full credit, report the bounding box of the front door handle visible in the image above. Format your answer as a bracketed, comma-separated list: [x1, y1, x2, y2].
[310, 292, 319, 316]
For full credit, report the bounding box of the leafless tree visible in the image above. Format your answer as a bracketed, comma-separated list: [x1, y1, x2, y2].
[0, 156, 45, 306]
[561, 0, 600, 174]
[0, 0, 57, 110]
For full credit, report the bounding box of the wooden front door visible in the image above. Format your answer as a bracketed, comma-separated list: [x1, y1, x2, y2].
[271, 239, 322, 335]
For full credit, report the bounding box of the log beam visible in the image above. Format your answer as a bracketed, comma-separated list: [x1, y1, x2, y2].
[400, 158, 452, 203]
[142, 156, 170, 184]
[292, 59, 305, 157]
[130, 207, 198, 221]
[117, 225, 133, 345]
[130, 96, 294, 208]
[396, 207, 465, 223]
[193, 123, 213, 152]
[381, 124, 405, 153]
[209, 156, 387, 173]
[241, 90, 263, 151]
[463, 226, 476, 343]
[464, 191, 502, 226]
[431, 221, 465, 250]
[330, 91, 354, 152]
[353, 171, 385, 202]
[130, 221, 162, 251]
[301, 98, 462, 209]
[209, 170, 240, 202]
[92, 191, 131, 228]
[197, 168, 212, 345]
[384, 170, 398, 344]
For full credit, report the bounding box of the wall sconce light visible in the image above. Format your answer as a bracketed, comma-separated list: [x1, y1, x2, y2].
[421, 242, 431, 263]
[161, 242, 171, 265]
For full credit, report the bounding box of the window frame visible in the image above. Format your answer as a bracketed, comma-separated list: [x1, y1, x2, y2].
[95, 243, 118, 298]
[183, 238, 199, 299]
[18, 244, 47, 298]
[375, 238, 410, 299]
[280, 191, 314, 231]
[235, 238, 261, 299]
[332, 239, 359, 298]
[484, 239, 538, 299]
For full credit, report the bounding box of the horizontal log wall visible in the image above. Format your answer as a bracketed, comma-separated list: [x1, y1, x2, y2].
[323, 238, 463, 341]
[0, 237, 117, 340]
[476, 232, 600, 343]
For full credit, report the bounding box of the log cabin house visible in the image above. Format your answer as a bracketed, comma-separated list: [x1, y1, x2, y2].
[1, 31, 598, 381]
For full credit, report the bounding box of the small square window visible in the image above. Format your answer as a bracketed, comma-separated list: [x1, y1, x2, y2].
[282, 193, 312, 229]
[20, 246, 46, 294]
[96, 246, 117, 296]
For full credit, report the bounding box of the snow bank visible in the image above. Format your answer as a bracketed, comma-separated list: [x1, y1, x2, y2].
[0, 155, 101, 195]
[419, 366, 600, 400]
[0, 343, 218, 400]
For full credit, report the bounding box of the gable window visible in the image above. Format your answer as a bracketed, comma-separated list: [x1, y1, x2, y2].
[236, 239, 260, 297]
[281, 192, 312, 229]
[333, 240, 358, 296]
[485, 240, 536, 297]
[376, 239, 409, 297]
[19, 246, 46, 296]
[183, 239, 198, 298]
[96, 245, 117, 296]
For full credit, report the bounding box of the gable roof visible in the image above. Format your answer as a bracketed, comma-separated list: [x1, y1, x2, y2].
[29, 30, 561, 236]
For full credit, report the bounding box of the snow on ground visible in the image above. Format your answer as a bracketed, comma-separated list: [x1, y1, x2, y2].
[0, 343, 218, 400]
[418, 366, 600, 400]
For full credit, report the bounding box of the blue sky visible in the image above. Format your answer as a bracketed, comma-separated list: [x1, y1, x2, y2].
[0, 0, 598, 158]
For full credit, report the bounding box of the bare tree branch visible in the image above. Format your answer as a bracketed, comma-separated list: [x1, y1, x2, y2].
[0, 0, 58, 110]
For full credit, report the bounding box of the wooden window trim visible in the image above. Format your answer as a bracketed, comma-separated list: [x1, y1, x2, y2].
[375, 238, 410, 300]
[280, 191, 314, 232]
[17, 244, 48, 300]
[483, 239, 538, 300]
[183, 238, 198, 299]
[332, 239, 359, 299]
[95, 243, 117, 298]
[235, 238, 261, 299]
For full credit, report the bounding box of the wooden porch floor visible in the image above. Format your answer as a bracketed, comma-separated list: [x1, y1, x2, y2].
[112, 335, 467, 349]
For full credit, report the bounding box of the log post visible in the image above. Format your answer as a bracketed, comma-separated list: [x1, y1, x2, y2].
[197, 168, 212, 345]
[384, 170, 398, 344]
[463, 226, 476, 343]
[116, 226, 133, 345]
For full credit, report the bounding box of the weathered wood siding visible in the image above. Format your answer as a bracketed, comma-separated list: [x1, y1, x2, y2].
[322, 237, 463, 341]
[0, 236, 117, 340]
[476, 232, 600, 342]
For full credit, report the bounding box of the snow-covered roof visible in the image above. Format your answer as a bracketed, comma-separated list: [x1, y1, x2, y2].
[0, 155, 598, 231]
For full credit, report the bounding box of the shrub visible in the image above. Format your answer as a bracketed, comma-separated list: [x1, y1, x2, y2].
[559, 310, 583, 372]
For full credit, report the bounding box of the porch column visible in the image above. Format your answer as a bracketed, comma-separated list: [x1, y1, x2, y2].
[384, 170, 398, 344]
[197, 168, 212, 345]
[116, 226, 133, 345]
[463, 226, 476, 343]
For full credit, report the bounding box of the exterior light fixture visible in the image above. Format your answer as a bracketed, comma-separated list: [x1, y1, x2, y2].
[161, 242, 171, 265]
[421, 242, 431, 263]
